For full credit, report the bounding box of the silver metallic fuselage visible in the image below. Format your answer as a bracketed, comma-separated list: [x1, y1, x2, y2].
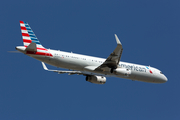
[16, 21, 168, 84]
[25, 49, 167, 83]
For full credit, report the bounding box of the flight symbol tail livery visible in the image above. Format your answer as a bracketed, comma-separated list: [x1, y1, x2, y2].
[16, 21, 168, 84]
[19, 21, 52, 56]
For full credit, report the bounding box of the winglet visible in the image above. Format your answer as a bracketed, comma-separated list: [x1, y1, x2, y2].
[114, 34, 122, 45]
[42, 62, 48, 70]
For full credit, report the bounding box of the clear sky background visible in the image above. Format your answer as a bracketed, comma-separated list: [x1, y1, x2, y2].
[1, 0, 180, 119]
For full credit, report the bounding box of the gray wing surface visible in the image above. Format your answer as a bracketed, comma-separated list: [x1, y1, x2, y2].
[42, 62, 84, 75]
[95, 34, 123, 71]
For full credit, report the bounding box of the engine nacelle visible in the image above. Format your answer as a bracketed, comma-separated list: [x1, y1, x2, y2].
[113, 68, 131, 76]
[86, 75, 106, 84]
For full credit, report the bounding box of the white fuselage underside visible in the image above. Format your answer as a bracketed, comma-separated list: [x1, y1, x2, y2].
[28, 49, 167, 83]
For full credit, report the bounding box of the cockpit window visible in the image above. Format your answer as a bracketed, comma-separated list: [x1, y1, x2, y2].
[160, 71, 163, 74]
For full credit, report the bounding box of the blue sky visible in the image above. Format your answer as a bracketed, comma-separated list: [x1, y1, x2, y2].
[1, 0, 180, 119]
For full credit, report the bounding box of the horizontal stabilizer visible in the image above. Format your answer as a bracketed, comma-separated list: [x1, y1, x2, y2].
[8, 51, 21, 53]
[25, 42, 37, 52]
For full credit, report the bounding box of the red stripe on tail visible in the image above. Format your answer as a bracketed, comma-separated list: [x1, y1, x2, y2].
[21, 27, 27, 30]
[22, 33, 30, 37]
[23, 39, 32, 43]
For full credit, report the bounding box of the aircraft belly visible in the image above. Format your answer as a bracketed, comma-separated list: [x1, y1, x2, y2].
[27, 54, 164, 83]
[51, 57, 87, 71]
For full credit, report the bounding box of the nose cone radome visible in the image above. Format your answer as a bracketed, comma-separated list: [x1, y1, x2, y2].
[159, 74, 168, 83]
[163, 75, 168, 82]
[152, 74, 168, 83]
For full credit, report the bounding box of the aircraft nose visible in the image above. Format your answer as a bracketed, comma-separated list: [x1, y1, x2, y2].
[164, 75, 168, 82]
[161, 74, 168, 83]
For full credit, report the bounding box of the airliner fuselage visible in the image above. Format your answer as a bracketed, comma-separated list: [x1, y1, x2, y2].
[16, 46, 167, 84]
[16, 21, 168, 84]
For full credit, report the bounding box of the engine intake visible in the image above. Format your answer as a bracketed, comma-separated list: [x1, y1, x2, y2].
[86, 75, 106, 84]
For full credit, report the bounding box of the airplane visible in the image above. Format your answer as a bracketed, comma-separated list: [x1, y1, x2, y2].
[16, 21, 168, 84]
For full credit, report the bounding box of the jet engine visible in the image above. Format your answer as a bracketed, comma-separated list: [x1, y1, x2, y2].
[113, 68, 131, 76]
[86, 75, 106, 84]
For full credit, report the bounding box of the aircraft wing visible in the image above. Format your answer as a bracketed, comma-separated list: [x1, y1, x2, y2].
[95, 34, 123, 71]
[42, 62, 83, 75]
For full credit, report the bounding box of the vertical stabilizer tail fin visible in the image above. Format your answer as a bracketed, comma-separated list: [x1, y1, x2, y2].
[20, 21, 45, 49]
[19, 21, 53, 56]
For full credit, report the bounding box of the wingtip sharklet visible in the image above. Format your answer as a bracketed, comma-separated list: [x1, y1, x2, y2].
[114, 34, 122, 45]
[42, 62, 48, 70]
